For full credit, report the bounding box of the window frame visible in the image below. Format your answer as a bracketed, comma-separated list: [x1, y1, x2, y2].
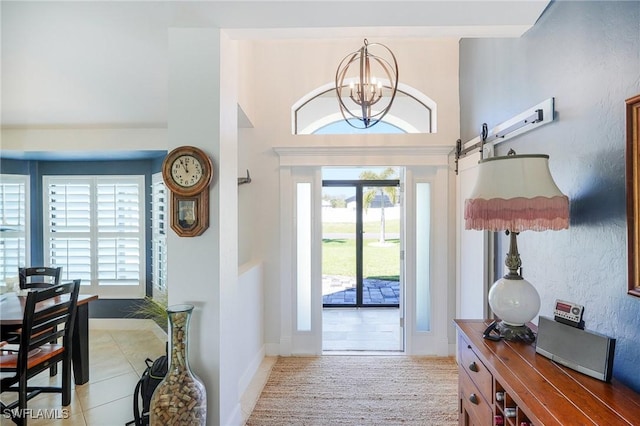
[42, 175, 146, 299]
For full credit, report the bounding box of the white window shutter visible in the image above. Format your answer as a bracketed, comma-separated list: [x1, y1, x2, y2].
[0, 175, 29, 281]
[44, 176, 145, 298]
[45, 178, 92, 283]
[151, 173, 167, 295]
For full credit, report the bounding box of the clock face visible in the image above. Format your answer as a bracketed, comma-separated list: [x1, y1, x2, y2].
[171, 155, 203, 188]
[162, 146, 213, 196]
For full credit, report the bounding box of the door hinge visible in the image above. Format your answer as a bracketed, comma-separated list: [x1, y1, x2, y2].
[400, 317, 404, 328]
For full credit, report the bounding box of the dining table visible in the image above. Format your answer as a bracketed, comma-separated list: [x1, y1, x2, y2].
[0, 291, 98, 385]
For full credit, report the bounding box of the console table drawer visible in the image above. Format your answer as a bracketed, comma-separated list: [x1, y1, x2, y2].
[459, 367, 492, 426]
[458, 334, 493, 400]
[455, 320, 640, 426]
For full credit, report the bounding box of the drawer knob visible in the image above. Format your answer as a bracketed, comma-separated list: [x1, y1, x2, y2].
[468, 361, 479, 372]
[469, 393, 479, 405]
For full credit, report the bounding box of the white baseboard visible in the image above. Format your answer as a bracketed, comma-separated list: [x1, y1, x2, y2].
[238, 345, 266, 397]
[222, 402, 243, 426]
[264, 342, 281, 356]
[448, 342, 457, 356]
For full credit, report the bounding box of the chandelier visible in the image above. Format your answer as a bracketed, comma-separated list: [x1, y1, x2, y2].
[335, 39, 399, 129]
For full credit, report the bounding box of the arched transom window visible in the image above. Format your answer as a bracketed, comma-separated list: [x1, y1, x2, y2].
[292, 82, 437, 135]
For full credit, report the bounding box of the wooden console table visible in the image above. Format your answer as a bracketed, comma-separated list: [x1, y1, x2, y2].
[454, 319, 640, 425]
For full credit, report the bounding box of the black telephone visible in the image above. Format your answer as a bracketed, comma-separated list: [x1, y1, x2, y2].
[483, 321, 501, 341]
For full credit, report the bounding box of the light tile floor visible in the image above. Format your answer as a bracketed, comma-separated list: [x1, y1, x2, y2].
[0, 319, 276, 426]
[1, 310, 398, 425]
[323, 307, 402, 352]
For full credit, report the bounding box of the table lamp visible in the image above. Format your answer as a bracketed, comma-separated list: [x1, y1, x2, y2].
[465, 150, 569, 343]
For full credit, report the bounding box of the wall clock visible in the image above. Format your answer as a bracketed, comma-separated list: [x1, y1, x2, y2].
[162, 146, 214, 237]
[162, 146, 213, 196]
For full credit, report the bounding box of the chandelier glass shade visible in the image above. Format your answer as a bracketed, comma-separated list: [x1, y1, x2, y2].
[335, 39, 399, 129]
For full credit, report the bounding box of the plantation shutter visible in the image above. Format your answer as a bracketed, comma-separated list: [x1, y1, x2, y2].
[151, 173, 168, 295]
[46, 178, 92, 283]
[96, 179, 141, 285]
[0, 175, 29, 282]
[44, 176, 145, 298]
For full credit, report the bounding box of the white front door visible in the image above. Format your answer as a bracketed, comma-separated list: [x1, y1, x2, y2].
[281, 159, 453, 356]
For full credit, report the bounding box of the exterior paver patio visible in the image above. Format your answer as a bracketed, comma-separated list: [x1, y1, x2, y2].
[322, 275, 399, 305]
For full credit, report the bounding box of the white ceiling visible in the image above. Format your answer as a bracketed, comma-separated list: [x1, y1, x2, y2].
[1, 1, 551, 129]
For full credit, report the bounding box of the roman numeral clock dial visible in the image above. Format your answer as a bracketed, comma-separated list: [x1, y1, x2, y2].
[162, 146, 214, 237]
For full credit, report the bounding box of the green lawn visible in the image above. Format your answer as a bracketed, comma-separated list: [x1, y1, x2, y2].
[322, 237, 400, 280]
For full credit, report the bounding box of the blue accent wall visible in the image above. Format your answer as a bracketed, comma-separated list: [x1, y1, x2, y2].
[460, 1, 640, 391]
[1, 155, 166, 317]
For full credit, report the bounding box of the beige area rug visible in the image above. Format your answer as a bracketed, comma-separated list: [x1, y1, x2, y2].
[246, 356, 459, 426]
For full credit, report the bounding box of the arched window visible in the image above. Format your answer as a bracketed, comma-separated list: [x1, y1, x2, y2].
[292, 82, 437, 135]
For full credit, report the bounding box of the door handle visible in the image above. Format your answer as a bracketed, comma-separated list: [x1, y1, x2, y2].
[468, 361, 479, 372]
[469, 393, 479, 405]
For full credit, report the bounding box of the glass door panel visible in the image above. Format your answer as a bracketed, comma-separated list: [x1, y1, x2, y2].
[322, 186, 357, 306]
[322, 181, 400, 308]
[362, 185, 400, 306]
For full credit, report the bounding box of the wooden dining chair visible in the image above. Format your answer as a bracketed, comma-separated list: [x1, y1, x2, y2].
[18, 266, 62, 289]
[12, 267, 65, 377]
[0, 280, 80, 426]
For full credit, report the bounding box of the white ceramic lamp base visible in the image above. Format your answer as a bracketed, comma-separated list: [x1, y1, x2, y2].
[488, 276, 540, 343]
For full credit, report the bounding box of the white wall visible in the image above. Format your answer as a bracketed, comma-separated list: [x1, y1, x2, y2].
[238, 37, 460, 351]
[1, 127, 166, 153]
[237, 40, 257, 267]
[3, 35, 462, 420]
[236, 262, 265, 396]
[167, 29, 244, 426]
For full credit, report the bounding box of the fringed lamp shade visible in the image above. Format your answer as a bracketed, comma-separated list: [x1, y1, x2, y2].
[464, 152, 569, 343]
[465, 154, 569, 232]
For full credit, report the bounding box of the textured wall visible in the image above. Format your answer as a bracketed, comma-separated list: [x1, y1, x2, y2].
[460, 1, 640, 391]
